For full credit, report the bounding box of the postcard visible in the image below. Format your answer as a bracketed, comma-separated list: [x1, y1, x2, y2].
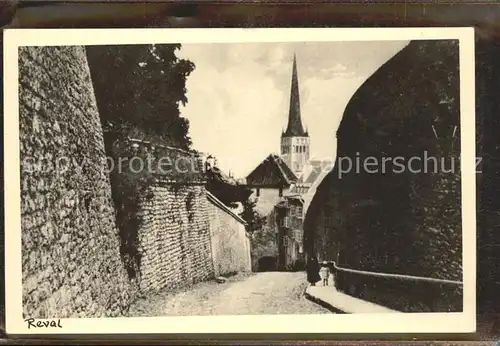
[4, 27, 475, 334]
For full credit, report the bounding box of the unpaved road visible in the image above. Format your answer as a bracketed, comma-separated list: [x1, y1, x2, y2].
[129, 271, 329, 316]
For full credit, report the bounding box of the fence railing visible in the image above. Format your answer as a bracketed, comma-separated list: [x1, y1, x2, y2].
[331, 262, 463, 285]
[325, 261, 463, 312]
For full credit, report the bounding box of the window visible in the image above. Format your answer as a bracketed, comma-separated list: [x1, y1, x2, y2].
[256, 188, 260, 197]
[279, 187, 283, 197]
[279, 216, 290, 228]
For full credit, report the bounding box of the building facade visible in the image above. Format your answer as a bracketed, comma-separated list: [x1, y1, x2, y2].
[246, 154, 298, 215]
[275, 196, 306, 270]
[245, 54, 327, 271]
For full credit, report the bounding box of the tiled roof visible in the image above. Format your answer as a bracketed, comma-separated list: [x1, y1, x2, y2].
[246, 154, 298, 187]
[303, 165, 322, 185]
[289, 160, 329, 194]
[272, 155, 298, 184]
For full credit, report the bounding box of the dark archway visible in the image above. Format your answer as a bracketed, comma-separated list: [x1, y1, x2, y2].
[256, 256, 278, 272]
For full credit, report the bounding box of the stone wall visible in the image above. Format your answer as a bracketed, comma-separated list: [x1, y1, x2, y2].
[137, 183, 215, 293]
[19, 46, 135, 318]
[207, 192, 251, 277]
[307, 186, 341, 263]
[303, 40, 462, 311]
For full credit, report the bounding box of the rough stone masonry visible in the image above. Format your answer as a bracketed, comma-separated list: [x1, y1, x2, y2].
[18, 45, 254, 318]
[137, 183, 215, 293]
[19, 46, 136, 318]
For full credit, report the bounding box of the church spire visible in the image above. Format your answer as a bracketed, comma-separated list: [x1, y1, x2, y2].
[282, 53, 308, 138]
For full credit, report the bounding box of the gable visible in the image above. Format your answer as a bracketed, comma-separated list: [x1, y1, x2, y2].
[275, 156, 298, 183]
[246, 154, 297, 187]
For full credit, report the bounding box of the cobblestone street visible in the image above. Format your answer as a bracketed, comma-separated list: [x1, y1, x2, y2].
[129, 272, 330, 316]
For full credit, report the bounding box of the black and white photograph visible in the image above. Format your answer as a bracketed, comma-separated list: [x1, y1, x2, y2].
[4, 28, 476, 334]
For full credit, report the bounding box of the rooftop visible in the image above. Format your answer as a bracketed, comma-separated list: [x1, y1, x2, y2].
[246, 154, 298, 187]
[282, 54, 308, 138]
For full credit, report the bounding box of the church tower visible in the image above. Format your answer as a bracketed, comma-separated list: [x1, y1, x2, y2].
[280, 54, 310, 178]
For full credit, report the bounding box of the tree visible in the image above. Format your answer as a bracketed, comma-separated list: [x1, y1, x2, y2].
[86, 44, 195, 149]
[86, 44, 195, 280]
[204, 158, 265, 234]
[205, 163, 252, 209]
[240, 198, 266, 234]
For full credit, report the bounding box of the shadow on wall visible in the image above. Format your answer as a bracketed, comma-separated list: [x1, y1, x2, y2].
[335, 267, 463, 312]
[19, 46, 136, 318]
[304, 39, 462, 286]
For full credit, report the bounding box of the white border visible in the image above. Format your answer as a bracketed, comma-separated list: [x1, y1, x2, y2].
[4, 27, 476, 335]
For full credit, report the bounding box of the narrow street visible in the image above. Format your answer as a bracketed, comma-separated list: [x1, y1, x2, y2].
[129, 272, 330, 316]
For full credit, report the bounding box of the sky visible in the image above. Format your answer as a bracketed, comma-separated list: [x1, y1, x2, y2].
[177, 41, 409, 179]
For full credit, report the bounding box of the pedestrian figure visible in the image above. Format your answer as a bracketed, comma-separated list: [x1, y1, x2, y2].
[328, 261, 337, 287]
[320, 261, 330, 286]
[306, 256, 321, 286]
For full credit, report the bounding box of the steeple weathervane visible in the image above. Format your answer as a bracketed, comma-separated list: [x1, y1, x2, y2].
[282, 54, 308, 138]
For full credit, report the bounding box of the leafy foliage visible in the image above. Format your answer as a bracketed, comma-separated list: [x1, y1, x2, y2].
[87, 44, 266, 280]
[204, 159, 265, 234]
[86, 44, 195, 149]
[86, 44, 195, 280]
[240, 198, 267, 234]
[205, 165, 251, 208]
